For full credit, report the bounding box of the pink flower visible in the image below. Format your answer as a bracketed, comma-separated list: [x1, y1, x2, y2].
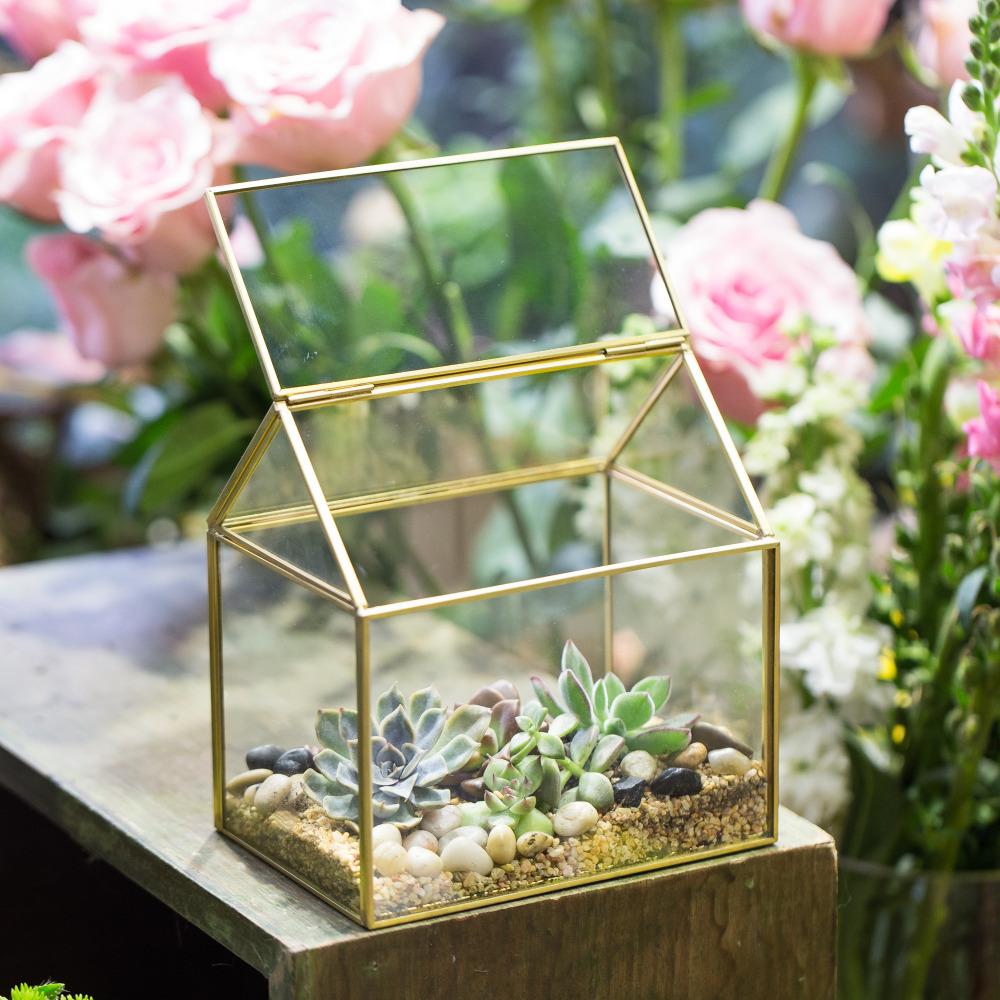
[0, 41, 98, 221]
[26, 233, 176, 367]
[741, 0, 894, 57]
[0, 328, 104, 385]
[941, 299, 1000, 361]
[916, 0, 975, 87]
[0, 0, 93, 62]
[912, 164, 998, 241]
[209, 0, 444, 173]
[661, 200, 871, 424]
[78, 0, 250, 109]
[56, 75, 229, 274]
[963, 380, 1000, 472]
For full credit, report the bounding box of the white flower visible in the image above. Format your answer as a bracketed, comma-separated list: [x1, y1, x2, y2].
[876, 218, 951, 302]
[769, 492, 834, 570]
[749, 360, 807, 401]
[912, 164, 998, 241]
[905, 103, 967, 166]
[780, 604, 885, 700]
[779, 694, 850, 830]
[799, 461, 849, 507]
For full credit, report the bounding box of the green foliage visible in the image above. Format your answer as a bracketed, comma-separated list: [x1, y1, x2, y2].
[3, 985, 93, 1000]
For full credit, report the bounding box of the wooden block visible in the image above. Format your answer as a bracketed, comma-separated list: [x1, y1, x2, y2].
[0, 544, 836, 999]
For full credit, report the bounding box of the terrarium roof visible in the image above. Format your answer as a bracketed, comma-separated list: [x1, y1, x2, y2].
[205, 137, 684, 402]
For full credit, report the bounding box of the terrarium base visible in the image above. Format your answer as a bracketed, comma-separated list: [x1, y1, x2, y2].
[225, 766, 767, 922]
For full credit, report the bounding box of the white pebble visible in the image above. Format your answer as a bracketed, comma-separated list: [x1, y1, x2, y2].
[553, 801, 599, 837]
[438, 825, 489, 850]
[486, 824, 516, 865]
[243, 783, 260, 804]
[402, 830, 438, 854]
[253, 773, 291, 817]
[619, 750, 658, 782]
[406, 845, 443, 877]
[373, 842, 409, 877]
[440, 838, 494, 876]
[516, 831, 555, 858]
[420, 804, 462, 838]
[372, 824, 402, 848]
[708, 747, 752, 776]
[227, 768, 272, 794]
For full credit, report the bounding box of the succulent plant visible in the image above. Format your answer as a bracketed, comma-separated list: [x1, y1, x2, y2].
[531, 641, 690, 757]
[451, 680, 523, 796]
[303, 684, 491, 830]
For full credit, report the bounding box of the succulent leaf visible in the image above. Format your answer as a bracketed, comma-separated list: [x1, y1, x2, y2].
[438, 733, 481, 773]
[577, 771, 614, 811]
[530, 675, 563, 717]
[588, 734, 626, 772]
[409, 686, 442, 720]
[627, 726, 691, 755]
[536, 756, 563, 811]
[375, 742, 406, 770]
[490, 699, 521, 746]
[410, 785, 450, 810]
[336, 761, 359, 793]
[322, 793, 358, 821]
[561, 640, 594, 695]
[603, 716, 628, 738]
[537, 732, 566, 758]
[548, 712, 579, 739]
[413, 707, 446, 750]
[592, 677, 609, 720]
[376, 684, 405, 723]
[313, 748, 348, 781]
[510, 796, 536, 816]
[304, 768, 338, 801]
[518, 754, 544, 793]
[380, 703, 415, 747]
[632, 676, 672, 712]
[610, 691, 655, 730]
[413, 751, 448, 787]
[559, 669, 595, 725]
[433, 704, 491, 751]
[602, 673, 626, 704]
[570, 724, 600, 765]
[316, 709, 350, 756]
[662, 711, 700, 730]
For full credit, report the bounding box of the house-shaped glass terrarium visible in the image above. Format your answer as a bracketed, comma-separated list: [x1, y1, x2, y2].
[205, 138, 779, 929]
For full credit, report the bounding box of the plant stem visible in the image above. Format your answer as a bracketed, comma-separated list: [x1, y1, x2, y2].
[592, 0, 619, 135]
[758, 52, 819, 201]
[527, 0, 563, 140]
[655, 1, 686, 181]
[231, 165, 281, 283]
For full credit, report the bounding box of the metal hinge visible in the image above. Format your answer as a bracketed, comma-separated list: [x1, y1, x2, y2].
[283, 382, 375, 406]
[602, 335, 681, 360]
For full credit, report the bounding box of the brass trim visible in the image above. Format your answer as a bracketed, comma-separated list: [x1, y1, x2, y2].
[603, 354, 684, 467]
[355, 615, 374, 926]
[207, 406, 280, 527]
[609, 464, 762, 540]
[764, 543, 781, 840]
[213, 527, 355, 611]
[207, 533, 225, 829]
[359, 537, 774, 620]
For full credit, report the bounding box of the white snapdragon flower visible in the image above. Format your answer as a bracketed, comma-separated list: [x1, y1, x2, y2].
[912, 163, 999, 242]
[905, 83, 985, 167]
[781, 604, 886, 700]
[769, 492, 834, 570]
[876, 218, 951, 302]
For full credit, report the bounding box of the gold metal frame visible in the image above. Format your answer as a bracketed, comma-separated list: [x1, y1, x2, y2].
[204, 138, 780, 930]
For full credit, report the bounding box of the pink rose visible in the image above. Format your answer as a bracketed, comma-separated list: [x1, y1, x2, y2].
[78, 0, 250, 109]
[56, 75, 229, 274]
[209, 0, 444, 173]
[916, 0, 975, 87]
[0, 41, 98, 221]
[741, 0, 895, 57]
[660, 200, 871, 424]
[26, 233, 176, 367]
[0, 0, 92, 62]
[963, 380, 1000, 472]
[0, 328, 104, 384]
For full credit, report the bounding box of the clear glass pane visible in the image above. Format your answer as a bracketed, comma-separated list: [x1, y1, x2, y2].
[361, 551, 769, 922]
[214, 144, 678, 390]
[218, 542, 361, 920]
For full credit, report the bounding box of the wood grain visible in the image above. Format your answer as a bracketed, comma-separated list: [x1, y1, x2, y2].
[0, 543, 836, 998]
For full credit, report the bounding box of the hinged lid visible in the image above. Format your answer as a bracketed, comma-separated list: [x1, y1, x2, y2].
[205, 138, 685, 402]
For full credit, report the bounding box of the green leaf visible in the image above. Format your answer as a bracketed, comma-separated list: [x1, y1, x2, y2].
[519, 755, 544, 794]
[312, 748, 348, 782]
[536, 756, 563, 811]
[409, 686, 442, 722]
[588, 734, 626, 773]
[438, 734, 481, 773]
[559, 669, 595, 725]
[380, 704, 415, 747]
[125, 400, 255, 516]
[592, 676, 609, 720]
[632, 676, 672, 713]
[561, 640, 594, 695]
[316, 709, 350, 756]
[531, 675, 563, 717]
[956, 566, 989, 629]
[537, 732, 566, 758]
[610, 692, 655, 730]
[413, 707, 446, 751]
[628, 726, 691, 755]
[433, 704, 491, 751]
[548, 712, 579, 739]
[376, 684, 404, 723]
[602, 673, 626, 704]
[577, 772, 614, 811]
[570, 724, 600, 765]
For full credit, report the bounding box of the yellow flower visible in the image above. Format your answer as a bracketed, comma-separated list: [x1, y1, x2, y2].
[890, 608, 904, 629]
[878, 648, 898, 681]
[876, 218, 951, 302]
[894, 690, 912, 708]
[891, 724, 906, 745]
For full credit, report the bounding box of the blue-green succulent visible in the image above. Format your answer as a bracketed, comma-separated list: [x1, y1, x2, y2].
[303, 684, 490, 830]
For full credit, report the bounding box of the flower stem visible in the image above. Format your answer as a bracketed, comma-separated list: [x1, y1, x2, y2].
[655, 1, 686, 181]
[758, 52, 819, 202]
[527, 0, 563, 139]
[231, 165, 281, 283]
[592, 0, 619, 135]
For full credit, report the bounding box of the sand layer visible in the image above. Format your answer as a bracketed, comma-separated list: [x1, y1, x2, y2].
[225, 765, 769, 921]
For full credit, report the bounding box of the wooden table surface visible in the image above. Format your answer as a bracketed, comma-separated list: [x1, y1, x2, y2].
[0, 542, 837, 999]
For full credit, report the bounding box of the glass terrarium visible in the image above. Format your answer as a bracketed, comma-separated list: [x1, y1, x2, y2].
[205, 138, 779, 929]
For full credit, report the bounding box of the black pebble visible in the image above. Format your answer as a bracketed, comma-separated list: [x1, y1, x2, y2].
[246, 744, 285, 770]
[650, 767, 702, 798]
[273, 746, 314, 775]
[613, 776, 646, 808]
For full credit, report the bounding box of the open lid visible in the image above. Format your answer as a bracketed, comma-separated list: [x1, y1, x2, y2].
[205, 138, 685, 401]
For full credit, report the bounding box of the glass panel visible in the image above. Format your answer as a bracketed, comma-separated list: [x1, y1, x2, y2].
[612, 356, 755, 524]
[214, 144, 678, 390]
[218, 542, 361, 920]
[360, 551, 769, 922]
